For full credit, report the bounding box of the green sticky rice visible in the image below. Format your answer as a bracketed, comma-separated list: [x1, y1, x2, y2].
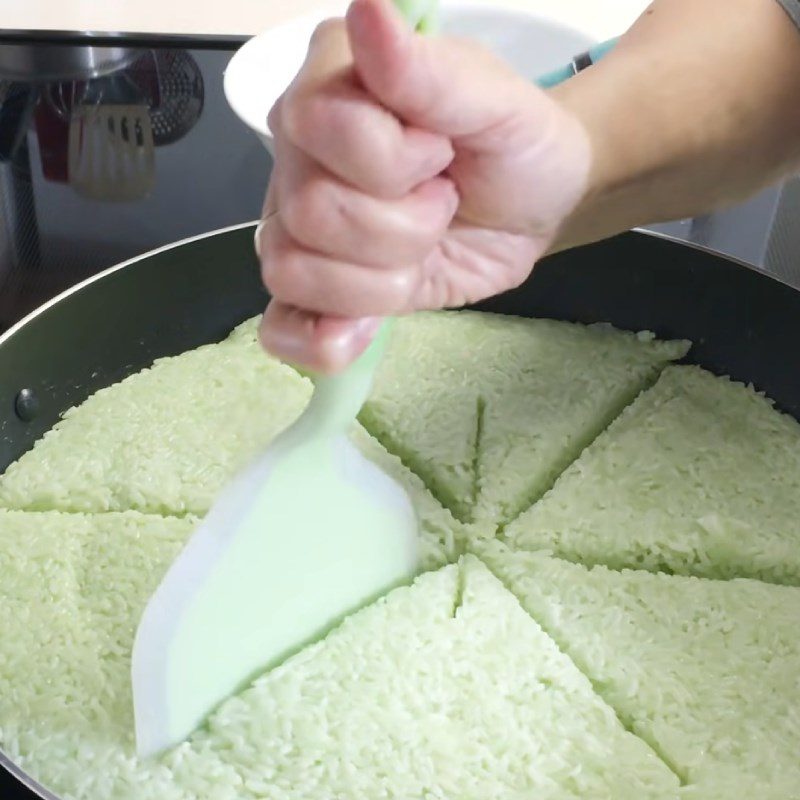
[3, 309, 800, 800]
[0, 533, 679, 800]
[0, 318, 461, 570]
[361, 311, 687, 526]
[479, 541, 800, 798]
[505, 365, 800, 584]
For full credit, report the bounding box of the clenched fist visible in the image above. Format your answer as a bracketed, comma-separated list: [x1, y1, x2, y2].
[256, 0, 591, 371]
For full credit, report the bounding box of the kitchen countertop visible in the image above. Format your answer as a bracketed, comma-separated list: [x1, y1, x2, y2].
[1, 0, 647, 42]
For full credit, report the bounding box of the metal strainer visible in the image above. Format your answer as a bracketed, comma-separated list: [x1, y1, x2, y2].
[44, 50, 204, 147]
[127, 50, 204, 146]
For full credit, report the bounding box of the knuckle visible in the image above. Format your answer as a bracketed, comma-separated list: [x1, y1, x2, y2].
[371, 172, 403, 199]
[359, 154, 403, 198]
[308, 18, 339, 47]
[263, 253, 298, 303]
[259, 227, 292, 292]
[370, 138, 414, 197]
[266, 95, 284, 134]
[281, 177, 337, 247]
[281, 91, 332, 151]
[322, 106, 404, 198]
[278, 90, 308, 146]
[259, 237, 280, 289]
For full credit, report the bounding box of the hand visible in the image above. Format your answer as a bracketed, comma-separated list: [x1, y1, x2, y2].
[257, 0, 592, 371]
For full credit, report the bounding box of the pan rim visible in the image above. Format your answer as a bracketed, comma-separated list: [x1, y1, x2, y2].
[0, 751, 58, 800]
[0, 223, 789, 355]
[0, 221, 258, 350]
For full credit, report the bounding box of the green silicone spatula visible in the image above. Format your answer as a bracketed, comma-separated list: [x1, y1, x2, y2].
[131, 319, 423, 757]
[130, 4, 442, 762]
[131, 0, 618, 758]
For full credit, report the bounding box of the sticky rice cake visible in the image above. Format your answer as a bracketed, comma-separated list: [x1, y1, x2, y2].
[0, 311, 687, 535]
[360, 311, 688, 526]
[0, 532, 680, 800]
[0, 510, 196, 776]
[0, 324, 311, 516]
[0, 319, 462, 570]
[505, 365, 800, 584]
[4, 308, 800, 798]
[479, 542, 800, 799]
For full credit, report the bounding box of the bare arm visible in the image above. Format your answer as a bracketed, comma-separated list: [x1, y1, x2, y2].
[551, 0, 800, 251]
[259, 0, 800, 369]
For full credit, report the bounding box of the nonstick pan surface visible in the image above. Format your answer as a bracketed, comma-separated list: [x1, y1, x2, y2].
[1, 222, 799, 798]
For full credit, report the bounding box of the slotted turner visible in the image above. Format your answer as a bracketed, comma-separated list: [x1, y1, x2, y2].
[68, 104, 155, 201]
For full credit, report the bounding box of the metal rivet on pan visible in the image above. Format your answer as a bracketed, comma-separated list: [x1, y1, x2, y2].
[14, 388, 40, 422]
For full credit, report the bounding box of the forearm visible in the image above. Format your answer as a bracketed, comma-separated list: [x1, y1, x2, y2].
[550, 0, 800, 251]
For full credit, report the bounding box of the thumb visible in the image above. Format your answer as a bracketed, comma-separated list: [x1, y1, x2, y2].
[346, 0, 532, 137]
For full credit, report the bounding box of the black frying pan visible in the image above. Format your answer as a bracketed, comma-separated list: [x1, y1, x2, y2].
[2, 224, 800, 798]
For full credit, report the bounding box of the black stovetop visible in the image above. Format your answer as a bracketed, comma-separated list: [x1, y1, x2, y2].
[0, 31, 271, 335]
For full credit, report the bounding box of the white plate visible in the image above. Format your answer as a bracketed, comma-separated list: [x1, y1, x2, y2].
[223, 1, 595, 151]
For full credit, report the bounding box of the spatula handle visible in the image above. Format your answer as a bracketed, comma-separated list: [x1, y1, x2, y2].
[393, 0, 441, 32]
[305, 320, 393, 437]
[304, 5, 619, 436]
[298, 0, 439, 437]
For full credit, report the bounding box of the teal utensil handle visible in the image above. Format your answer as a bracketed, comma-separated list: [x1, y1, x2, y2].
[537, 36, 619, 88]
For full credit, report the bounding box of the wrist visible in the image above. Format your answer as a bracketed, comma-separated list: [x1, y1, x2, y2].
[542, 49, 710, 253]
[543, 77, 618, 254]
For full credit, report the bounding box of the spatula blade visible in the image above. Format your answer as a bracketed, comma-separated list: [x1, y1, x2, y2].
[131, 434, 419, 758]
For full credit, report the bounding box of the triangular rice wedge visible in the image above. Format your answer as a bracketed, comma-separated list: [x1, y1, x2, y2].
[506, 365, 800, 584]
[361, 311, 687, 526]
[481, 541, 800, 798]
